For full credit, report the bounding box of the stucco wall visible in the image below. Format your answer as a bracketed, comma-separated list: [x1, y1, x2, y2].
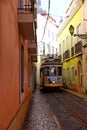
[0, 0, 32, 129]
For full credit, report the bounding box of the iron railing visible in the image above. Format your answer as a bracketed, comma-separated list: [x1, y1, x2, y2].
[71, 46, 74, 57]
[75, 40, 82, 55]
[17, 0, 34, 12]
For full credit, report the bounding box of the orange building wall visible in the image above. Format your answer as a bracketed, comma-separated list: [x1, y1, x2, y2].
[0, 1, 32, 129]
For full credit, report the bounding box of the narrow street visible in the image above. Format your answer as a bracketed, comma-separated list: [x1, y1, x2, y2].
[22, 88, 87, 130]
[22, 88, 61, 130]
[1, 1, 87, 130]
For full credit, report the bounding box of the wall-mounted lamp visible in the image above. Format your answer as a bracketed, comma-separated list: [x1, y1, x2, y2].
[69, 25, 87, 39]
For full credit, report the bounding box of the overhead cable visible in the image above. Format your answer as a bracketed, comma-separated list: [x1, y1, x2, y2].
[40, 0, 50, 42]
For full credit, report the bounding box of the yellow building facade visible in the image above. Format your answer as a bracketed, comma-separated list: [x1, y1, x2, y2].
[58, 0, 87, 94]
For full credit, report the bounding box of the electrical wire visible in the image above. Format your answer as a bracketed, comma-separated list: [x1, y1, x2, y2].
[40, 0, 50, 42]
[41, 13, 69, 18]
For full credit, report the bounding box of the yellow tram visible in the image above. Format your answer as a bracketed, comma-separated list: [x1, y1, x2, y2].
[40, 57, 63, 91]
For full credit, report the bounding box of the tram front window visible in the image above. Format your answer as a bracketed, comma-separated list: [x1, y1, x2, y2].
[58, 67, 62, 76]
[44, 67, 49, 76]
[50, 66, 56, 76]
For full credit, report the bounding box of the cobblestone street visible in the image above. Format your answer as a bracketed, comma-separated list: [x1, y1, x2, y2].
[22, 89, 61, 130]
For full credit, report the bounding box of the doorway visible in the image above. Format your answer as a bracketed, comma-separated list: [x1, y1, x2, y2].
[78, 60, 82, 88]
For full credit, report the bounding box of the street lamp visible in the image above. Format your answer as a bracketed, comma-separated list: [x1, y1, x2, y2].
[69, 25, 87, 39]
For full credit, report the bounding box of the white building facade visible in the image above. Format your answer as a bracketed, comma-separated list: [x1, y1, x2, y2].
[36, 13, 59, 86]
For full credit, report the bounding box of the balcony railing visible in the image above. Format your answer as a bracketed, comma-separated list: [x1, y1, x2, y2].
[65, 49, 70, 59]
[17, 4, 34, 12]
[28, 42, 37, 62]
[62, 41, 82, 63]
[75, 40, 82, 55]
[71, 46, 74, 57]
[63, 53, 65, 61]
[28, 42, 37, 54]
[18, 0, 34, 12]
[63, 50, 70, 61]
[17, 0, 37, 40]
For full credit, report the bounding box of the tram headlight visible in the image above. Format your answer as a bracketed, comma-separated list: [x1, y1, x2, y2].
[53, 80, 55, 83]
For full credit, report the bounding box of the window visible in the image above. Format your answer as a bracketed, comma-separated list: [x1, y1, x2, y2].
[62, 40, 65, 53]
[20, 44, 24, 93]
[72, 67, 75, 81]
[66, 36, 69, 50]
[77, 23, 81, 42]
[71, 35, 74, 48]
[44, 67, 49, 76]
[63, 69, 66, 83]
[58, 67, 62, 76]
[67, 68, 70, 82]
[50, 66, 56, 76]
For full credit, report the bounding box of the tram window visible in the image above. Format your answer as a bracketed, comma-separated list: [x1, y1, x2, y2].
[50, 66, 56, 76]
[58, 67, 62, 76]
[44, 67, 49, 76]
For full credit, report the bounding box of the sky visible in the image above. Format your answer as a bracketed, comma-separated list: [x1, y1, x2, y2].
[41, 0, 71, 25]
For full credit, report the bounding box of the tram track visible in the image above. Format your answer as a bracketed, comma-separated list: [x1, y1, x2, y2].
[55, 91, 87, 122]
[43, 91, 87, 130]
[51, 93, 87, 128]
[59, 90, 87, 109]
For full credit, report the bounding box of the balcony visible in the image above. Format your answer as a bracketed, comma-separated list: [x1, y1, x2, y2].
[63, 53, 65, 61]
[63, 50, 70, 61]
[17, 2, 37, 40]
[75, 40, 82, 55]
[71, 46, 74, 57]
[28, 41, 37, 54]
[28, 41, 37, 62]
[65, 50, 70, 59]
[30, 54, 37, 62]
